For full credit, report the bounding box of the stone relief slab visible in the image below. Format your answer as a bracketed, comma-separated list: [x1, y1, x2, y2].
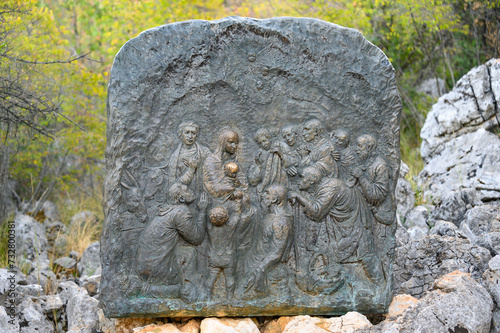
[101, 16, 402, 318]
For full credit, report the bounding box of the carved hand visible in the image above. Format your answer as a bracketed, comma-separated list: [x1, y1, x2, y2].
[232, 189, 244, 200]
[287, 166, 297, 177]
[351, 167, 362, 179]
[183, 156, 198, 169]
[298, 145, 310, 155]
[244, 273, 256, 290]
[220, 184, 235, 193]
[331, 150, 341, 161]
[197, 192, 209, 211]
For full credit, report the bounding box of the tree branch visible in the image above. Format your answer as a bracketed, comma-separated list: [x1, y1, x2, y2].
[4, 51, 99, 65]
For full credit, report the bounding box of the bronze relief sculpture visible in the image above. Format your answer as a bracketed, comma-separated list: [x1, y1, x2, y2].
[102, 17, 402, 317]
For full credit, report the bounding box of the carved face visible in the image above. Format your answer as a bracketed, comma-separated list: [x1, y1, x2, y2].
[224, 162, 239, 178]
[334, 131, 349, 148]
[209, 206, 229, 226]
[303, 122, 317, 142]
[298, 172, 316, 191]
[224, 135, 239, 155]
[256, 134, 271, 150]
[282, 128, 296, 146]
[180, 125, 198, 146]
[261, 188, 277, 208]
[355, 137, 370, 161]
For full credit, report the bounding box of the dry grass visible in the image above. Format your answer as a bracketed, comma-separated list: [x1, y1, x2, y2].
[51, 183, 104, 259]
[0, 212, 16, 268]
[63, 212, 102, 256]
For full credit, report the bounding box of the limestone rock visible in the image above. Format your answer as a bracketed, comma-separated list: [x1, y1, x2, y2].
[0, 305, 19, 333]
[44, 221, 66, 257]
[40, 200, 61, 222]
[490, 255, 500, 271]
[15, 213, 49, 269]
[134, 323, 181, 333]
[429, 220, 462, 237]
[70, 210, 98, 229]
[492, 307, 500, 333]
[394, 234, 491, 298]
[420, 58, 500, 161]
[386, 294, 418, 319]
[34, 295, 64, 314]
[178, 319, 201, 333]
[200, 318, 259, 333]
[419, 128, 500, 204]
[26, 262, 57, 292]
[58, 281, 99, 333]
[282, 313, 372, 333]
[395, 161, 415, 221]
[133, 320, 200, 333]
[431, 188, 480, 226]
[375, 271, 493, 333]
[395, 215, 410, 248]
[16, 284, 44, 297]
[404, 206, 430, 229]
[69, 250, 80, 259]
[483, 255, 500, 305]
[416, 77, 446, 98]
[0, 269, 15, 296]
[476, 232, 500, 257]
[77, 241, 101, 277]
[54, 234, 68, 258]
[18, 297, 55, 333]
[98, 308, 116, 333]
[54, 257, 77, 270]
[459, 203, 500, 256]
[80, 274, 101, 296]
[115, 318, 163, 333]
[14, 213, 56, 290]
[463, 203, 500, 234]
[406, 226, 428, 241]
[4, 266, 29, 287]
[261, 317, 293, 333]
[23, 200, 61, 223]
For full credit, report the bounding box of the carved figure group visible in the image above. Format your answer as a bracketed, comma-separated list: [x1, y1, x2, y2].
[117, 119, 395, 303]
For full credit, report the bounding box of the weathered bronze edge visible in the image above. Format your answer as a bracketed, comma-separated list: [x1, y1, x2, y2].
[104, 305, 390, 318]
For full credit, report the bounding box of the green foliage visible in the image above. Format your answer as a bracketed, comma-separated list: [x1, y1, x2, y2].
[6, 0, 231, 202]
[1, 0, 105, 203]
[3, 0, 499, 209]
[0, 220, 11, 268]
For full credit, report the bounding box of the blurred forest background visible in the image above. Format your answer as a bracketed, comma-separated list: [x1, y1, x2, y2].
[0, 0, 499, 262]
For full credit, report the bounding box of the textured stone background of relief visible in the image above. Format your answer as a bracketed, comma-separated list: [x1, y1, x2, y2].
[101, 17, 401, 318]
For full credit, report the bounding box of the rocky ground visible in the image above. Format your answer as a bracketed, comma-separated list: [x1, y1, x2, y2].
[1, 59, 500, 333]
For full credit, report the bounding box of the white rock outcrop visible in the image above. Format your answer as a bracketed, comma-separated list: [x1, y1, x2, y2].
[58, 281, 99, 333]
[282, 312, 372, 333]
[200, 318, 259, 333]
[77, 241, 101, 277]
[419, 59, 500, 208]
[421, 59, 500, 161]
[393, 233, 491, 297]
[374, 271, 494, 333]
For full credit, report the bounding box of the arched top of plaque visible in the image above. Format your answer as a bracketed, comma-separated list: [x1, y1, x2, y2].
[102, 17, 401, 318]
